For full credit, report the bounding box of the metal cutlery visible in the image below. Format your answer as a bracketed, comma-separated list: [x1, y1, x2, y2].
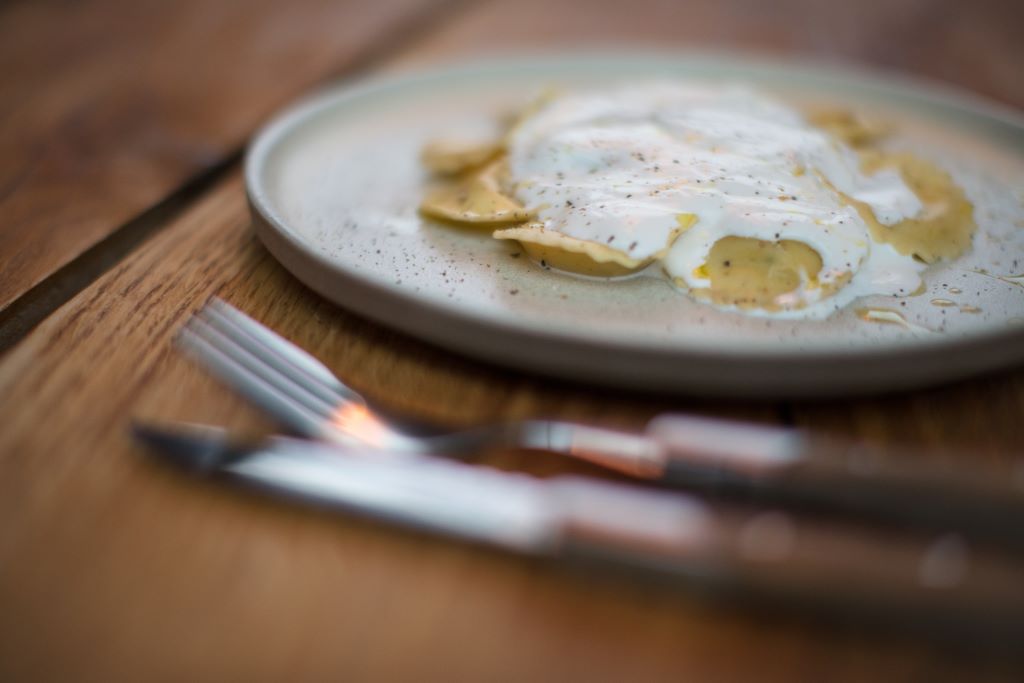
[177, 298, 1024, 548]
[134, 421, 1024, 647]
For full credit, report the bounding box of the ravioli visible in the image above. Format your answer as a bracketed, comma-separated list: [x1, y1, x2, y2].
[493, 224, 647, 277]
[418, 83, 977, 319]
[421, 139, 501, 176]
[420, 158, 533, 225]
[493, 213, 697, 277]
[853, 152, 976, 264]
[692, 237, 826, 310]
[805, 107, 891, 148]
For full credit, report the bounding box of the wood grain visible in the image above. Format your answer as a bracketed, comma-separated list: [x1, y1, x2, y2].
[0, 0, 447, 314]
[387, 0, 1024, 110]
[3, 0, 1024, 679]
[1, 171, 1019, 682]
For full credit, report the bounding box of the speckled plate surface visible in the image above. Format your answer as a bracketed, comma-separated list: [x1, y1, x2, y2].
[245, 54, 1024, 397]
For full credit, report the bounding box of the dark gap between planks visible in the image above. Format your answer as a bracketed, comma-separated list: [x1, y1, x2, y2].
[0, 0, 478, 355]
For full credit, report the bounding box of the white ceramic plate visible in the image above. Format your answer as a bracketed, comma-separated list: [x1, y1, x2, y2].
[245, 54, 1024, 397]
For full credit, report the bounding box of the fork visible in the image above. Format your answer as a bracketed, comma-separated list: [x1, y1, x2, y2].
[178, 298, 668, 477]
[176, 298, 1024, 547]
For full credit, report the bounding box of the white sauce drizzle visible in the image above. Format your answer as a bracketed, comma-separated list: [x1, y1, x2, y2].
[506, 83, 928, 319]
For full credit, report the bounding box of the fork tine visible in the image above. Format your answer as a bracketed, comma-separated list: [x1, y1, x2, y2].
[177, 323, 351, 443]
[198, 305, 349, 410]
[185, 314, 340, 416]
[184, 301, 415, 451]
[206, 299, 361, 403]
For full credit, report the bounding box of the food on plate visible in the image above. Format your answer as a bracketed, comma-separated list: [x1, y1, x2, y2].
[419, 83, 977, 319]
[419, 158, 534, 225]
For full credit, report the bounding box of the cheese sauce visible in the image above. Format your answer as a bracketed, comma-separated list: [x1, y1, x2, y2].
[504, 83, 936, 318]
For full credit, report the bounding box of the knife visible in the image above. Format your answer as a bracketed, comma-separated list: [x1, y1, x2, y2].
[180, 298, 1024, 548]
[134, 422, 1024, 648]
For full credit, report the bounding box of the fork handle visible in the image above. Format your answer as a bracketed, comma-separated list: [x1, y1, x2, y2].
[646, 414, 1024, 549]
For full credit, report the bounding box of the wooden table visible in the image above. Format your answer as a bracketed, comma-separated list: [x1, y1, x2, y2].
[2, 1, 1023, 680]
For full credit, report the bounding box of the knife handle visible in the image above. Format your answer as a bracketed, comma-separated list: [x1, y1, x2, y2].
[645, 414, 1024, 548]
[555, 479, 1024, 643]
